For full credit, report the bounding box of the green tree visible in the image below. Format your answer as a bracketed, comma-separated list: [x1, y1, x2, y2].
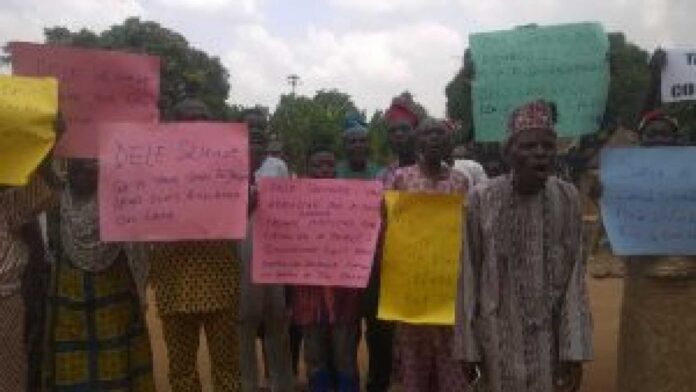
[445, 49, 473, 143]
[42, 18, 232, 120]
[605, 32, 651, 131]
[270, 89, 359, 174]
[367, 110, 390, 165]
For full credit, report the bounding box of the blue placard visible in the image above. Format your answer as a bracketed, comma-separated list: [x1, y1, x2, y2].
[601, 147, 696, 256]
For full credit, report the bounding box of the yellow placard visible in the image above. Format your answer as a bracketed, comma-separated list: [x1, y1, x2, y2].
[378, 190, 465, 325]
[0, 75, 58, 185]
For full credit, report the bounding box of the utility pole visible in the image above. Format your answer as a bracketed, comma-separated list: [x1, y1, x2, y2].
[287, 74, 300, 95]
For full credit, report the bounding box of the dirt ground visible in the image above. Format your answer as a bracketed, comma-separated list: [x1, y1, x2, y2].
[146, 275, 624, 392]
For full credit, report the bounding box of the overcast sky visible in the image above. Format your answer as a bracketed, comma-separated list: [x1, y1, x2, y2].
[1, 0, 694, 116]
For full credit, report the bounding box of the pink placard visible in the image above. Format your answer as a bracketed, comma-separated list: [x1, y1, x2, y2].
[10, 42, 160, 158]
[253, 178, 383, 288]
[99, 122, 249, 242]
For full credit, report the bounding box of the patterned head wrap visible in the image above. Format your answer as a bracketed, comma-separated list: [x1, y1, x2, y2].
[638, 110, 679, 133]
[385, 97, 419, 128]
[507, 100, 556, 136]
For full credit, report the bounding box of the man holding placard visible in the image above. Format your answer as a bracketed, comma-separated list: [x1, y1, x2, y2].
[239, 123, 295, 392]
[148, 98, 242, 392]
[456, 100, 592, 392]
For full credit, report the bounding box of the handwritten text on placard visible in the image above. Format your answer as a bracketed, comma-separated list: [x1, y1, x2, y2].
[378, 191, 464, 325]
[470, 22, 609, 142]
[601, 147, 696, 256]
[99, 122, 249, 242]
[10, 42, 160, 158]
[253, 178, 382, 288]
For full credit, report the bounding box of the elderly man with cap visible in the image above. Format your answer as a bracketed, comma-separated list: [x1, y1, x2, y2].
[455, 100, 592, 392]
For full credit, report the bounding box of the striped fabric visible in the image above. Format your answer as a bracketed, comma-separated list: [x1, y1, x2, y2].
[43, 255, 154, 391]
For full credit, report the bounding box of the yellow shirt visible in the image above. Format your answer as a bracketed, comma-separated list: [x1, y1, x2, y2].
[149, 240, 240, 315]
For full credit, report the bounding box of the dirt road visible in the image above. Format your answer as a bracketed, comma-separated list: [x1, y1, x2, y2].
[147, 277, 624, 391]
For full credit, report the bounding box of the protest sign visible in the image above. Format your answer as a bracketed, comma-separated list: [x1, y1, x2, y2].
[601, 147, 696, 256]
[10, 42, 160, 158]
[0, 75, 57, 185]
[99, 122, 249, 242]
[470, 22, 609, 142]
[661, 49, 696, 103]
[378, 191, 463, 325]
[252, 178, 382, 288]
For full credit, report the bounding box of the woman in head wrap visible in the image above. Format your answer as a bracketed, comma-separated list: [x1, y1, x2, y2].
[378, 97, 419, 184]
[239, 125, 296, 392]
[43, 158, 154, 391]
[384, 116, 471, 392]
[616, 110, 696, 392]
[336, 113, 381, 179]
[356, 97, 420, 392]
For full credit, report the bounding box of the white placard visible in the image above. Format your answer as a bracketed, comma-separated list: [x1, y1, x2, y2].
[661, 49, 696, 103]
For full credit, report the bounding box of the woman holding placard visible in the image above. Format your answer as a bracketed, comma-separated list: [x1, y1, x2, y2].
[386, 117, 471, 392]
[43, 158, 154, 391]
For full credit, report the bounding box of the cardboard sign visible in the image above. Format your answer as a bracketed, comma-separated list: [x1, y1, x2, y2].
[0, 75, 57, 185]
[253, 178, 382, 288]
[470, 22, 610, 141]
[378, 191, 464, 325]
[99, 122, 249, 242]
[601, 147, 696, 255]
[661, 49, 696, 103]
[10, 42, 160, 157]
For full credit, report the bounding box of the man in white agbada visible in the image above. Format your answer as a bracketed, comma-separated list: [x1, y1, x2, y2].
[455, 100, 592, 392]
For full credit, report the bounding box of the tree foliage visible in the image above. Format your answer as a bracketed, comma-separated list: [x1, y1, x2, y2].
[604, 32, 651, 130]
[270, 89, 359, 174]
[445, 49, 473, 143]
[42, 18, 233, 120]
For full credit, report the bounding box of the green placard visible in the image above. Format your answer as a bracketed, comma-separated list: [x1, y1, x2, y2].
[470, 22, 610, 142]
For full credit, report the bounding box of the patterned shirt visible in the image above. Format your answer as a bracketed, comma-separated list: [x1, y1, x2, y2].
[455, 175, 592, 392]
[1, 176, 55, 297]
[384, 163, 469, 195]
[149, 240, 240, 315]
